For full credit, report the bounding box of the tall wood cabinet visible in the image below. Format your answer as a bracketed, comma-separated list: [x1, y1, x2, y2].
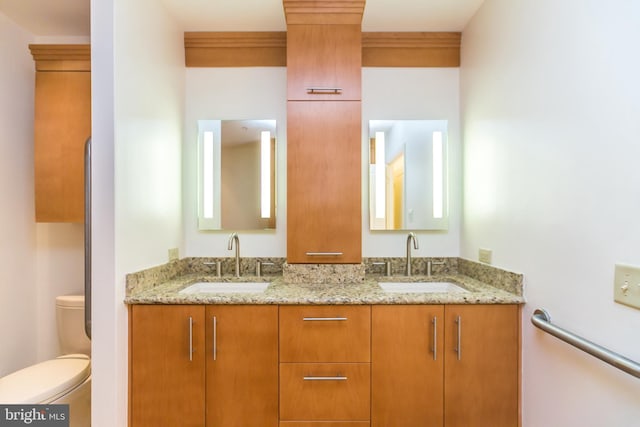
[30, 45, 91, 223]
[284, 1, 365, 264]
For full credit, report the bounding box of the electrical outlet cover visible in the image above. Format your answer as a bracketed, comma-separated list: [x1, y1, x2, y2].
[168, 248, 179, 262]
[614, 263, 640, 310]
[479, 248, 492, 264]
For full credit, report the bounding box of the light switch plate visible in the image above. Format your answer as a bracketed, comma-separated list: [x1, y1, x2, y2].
[479, 248, 492, 264]
[614, 263, 640, 310]
[168, 248, 179, 262]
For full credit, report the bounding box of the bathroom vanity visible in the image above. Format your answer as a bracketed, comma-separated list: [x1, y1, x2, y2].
[126, 258, 524, 427]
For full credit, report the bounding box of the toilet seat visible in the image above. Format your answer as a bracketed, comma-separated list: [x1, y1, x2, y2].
[0, 354, 90, 404]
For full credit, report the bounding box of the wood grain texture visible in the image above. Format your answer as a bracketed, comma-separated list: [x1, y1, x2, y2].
[34, 70, 91, 222]
[283, 0, 365, 24]
[280, 423, 369, 427]
[280, 363, 370, 421]
[444, 305, 520, 427]
[286, 101, 362, 263]
[362, 32, 461, 67]
[185, 32, 286, 67]
[280, 305, 370, 362]
[29, 44, 90, 71]
[371, 305, 445, 427]
[184, 31, 461, 67]
[129, 305, 206, 427]
[287, 24, 361, 101]
[205, 305, 279, 427]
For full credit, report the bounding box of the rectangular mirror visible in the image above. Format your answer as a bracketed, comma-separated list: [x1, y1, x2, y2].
[368, 120, 448, 230]
[198, 119, 277, 230]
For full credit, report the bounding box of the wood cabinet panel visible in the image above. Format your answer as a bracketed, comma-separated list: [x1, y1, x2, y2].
[286, 101, 362, 263]
[129, 305, 205, 427]
[280, 305, 370, 362]
[281, 423, 369, 427]
[444, 305, 520, 427]
[280, 363, 370, 421]
[205, 305, 278, 427]
[287, 24, 361, 101]
[372, 305, 444, 427]
[34, 70, 91, 222]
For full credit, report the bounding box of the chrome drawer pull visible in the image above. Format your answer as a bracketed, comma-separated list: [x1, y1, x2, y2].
[306, 87, 342, 94]
[303, 317, 348, 321]
[188, 316, 194, 362]
[305, 252, 344, 256]
[303, 376, 348, 381]
[432, 316, 437, 361]
[212, 316, 217, 361]
[455, 315, 462, 361]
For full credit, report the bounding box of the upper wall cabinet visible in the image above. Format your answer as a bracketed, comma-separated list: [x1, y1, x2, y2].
[30, 45, 91, 223]
[286, 24, 361, 101]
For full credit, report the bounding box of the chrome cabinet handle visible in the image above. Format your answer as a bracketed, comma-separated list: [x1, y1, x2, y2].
[212, 316, 217, 361]
[455, 315, 462, 361]
[303, 376, 348, 381]
[188, 316, 194, 362]
[432, 316, 437, 361]
[305, 252, 344, 256]
[303, 317, 348, 321]
[306, 87, 342, 94]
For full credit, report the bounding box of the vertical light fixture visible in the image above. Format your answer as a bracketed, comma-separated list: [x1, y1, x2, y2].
[432, 131, 443, 219]
[375, 131, 386, 219]
[203, 131, 214, 219]
[260, 130, 271, 218]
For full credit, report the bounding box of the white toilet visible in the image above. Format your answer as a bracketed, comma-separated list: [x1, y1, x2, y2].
[0, 295, 91, 427]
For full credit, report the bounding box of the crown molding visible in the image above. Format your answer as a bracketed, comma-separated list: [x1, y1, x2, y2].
[283, 0, 366, 24]
[185, 32, 460, 68]
[29, 44, 91, 71]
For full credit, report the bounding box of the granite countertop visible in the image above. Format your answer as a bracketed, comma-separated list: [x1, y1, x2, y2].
[124, 273, 524, 305]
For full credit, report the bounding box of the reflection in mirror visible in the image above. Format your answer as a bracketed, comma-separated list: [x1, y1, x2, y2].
[368, 120, 448, 231]
[198, 119, 276, 230]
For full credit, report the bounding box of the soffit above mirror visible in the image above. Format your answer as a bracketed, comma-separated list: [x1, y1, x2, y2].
[184, 31, 460, 67]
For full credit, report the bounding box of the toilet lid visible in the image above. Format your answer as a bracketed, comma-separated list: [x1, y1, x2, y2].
[0, 354, 90, 404]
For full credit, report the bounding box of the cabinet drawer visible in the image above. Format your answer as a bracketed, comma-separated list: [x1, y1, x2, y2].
[280, 363, 370, 421]
[280, 305, 370, 362]
[281, 423, 369, 427]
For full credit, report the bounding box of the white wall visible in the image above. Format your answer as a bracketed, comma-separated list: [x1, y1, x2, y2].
[0, 11, 37, 377]
[461, 1, 640, 425]
[183, 67, 461, 258]
[91, 0, 185, 424]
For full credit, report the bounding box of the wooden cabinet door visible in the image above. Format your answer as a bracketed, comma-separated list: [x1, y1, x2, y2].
[206, 305, 278, 427]
[129, 305, 205, 427]
[444, 305, 520, 427]
[287, 24, 361, 101]
[372, 305, 444, 427]
[287, 101, 361, 263]
[34, 70, 91, 222]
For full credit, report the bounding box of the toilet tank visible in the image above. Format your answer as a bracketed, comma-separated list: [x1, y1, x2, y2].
[56, 295, 91, 356]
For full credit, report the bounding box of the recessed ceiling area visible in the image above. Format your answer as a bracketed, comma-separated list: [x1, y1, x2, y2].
[0, 0, 89, 36]
[0, 0, 483, 37]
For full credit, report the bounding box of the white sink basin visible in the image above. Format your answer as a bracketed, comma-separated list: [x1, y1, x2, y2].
[379, 281, 469, 293]
[179, 282, 270, 294]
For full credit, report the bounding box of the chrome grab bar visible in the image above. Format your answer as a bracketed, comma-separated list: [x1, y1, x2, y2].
[531, 308, 640, 379]
[84, 137, 91, 339]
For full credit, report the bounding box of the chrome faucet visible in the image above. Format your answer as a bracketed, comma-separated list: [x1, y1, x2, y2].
[227, 232, 240, 277]
[406, 232, 419, 276]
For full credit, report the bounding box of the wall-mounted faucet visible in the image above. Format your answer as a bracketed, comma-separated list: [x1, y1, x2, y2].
[227, 232, 240, 277]
[406, 232, 419, 276]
